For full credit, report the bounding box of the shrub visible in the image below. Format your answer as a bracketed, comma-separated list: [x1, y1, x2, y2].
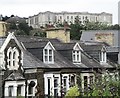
[65, 85, 80, 98]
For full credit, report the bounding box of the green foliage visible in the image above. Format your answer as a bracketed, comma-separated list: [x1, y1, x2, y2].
[7, 21, 33, 35]
[65, 85, 80, 97]
[82, 71, 119, 97]
[70, 16, 83, 40]
[18, 22, 32, 35]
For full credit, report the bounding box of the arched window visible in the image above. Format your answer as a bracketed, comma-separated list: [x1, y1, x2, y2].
[7, 47, 19, 70]
[13, 51, 16, 66]
[7, 47, 12, 68]
[13, 47, 19, 67]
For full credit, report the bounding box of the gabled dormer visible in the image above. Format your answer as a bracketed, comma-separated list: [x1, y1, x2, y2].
[0, 32, 24, 70]
[43, 41, 55, 64]
[72, 43, 83, 64]
[100, 46, 107, 64]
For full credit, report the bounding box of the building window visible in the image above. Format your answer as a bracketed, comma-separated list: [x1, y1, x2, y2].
[60, 16, 62, 20]
[63, 76, 67, 94]
[43, 49, 54, 64]
[48, 78, 51, 96]
[28, 81, 35, 95]
[28, 86, 33, 94]
[8, 86, 13, 97]
[84, 76, 88, 89]
[54, 77, 59, 96]
[100, 51, 106, 63]
[72, 50, 81, 63]
[17, 85, 22, 96]
[90, 76, 94, 85]
[7, 47, 19, 70]
[70, 76, 75, 87]
[67, 16, 69, 19]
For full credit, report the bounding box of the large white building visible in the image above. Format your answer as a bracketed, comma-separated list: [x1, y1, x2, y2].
[118, 1, 120, 25]
[27, 11, 112, 28]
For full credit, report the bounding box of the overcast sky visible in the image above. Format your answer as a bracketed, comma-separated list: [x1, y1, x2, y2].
[0, 0, 119, 24]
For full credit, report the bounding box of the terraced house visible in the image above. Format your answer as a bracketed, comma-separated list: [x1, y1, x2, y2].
[0, 32, 118, 97]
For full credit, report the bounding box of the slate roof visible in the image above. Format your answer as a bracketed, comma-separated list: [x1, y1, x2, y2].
[0, 35, 116, 71]
[23, 50, 48, 69]
[23, 41, 48, 49]
[17, 37, 80, 69]
[81, 44, 103, 51]
[16, 35, 62, 43]
[46, 51, 79, 68]
[53, 43, 75, 50]
[0, 37, 6, 47]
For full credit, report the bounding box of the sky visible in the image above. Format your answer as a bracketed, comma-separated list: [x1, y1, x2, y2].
[0, 0, 119, 24]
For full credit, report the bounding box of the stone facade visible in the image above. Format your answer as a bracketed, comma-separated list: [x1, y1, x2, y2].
[46, 28, 70, 43]
[0, 21, 7, 37]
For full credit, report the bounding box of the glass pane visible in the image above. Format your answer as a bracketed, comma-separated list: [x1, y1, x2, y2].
[17, 85, 22, 96]
[90, 76, 93, 84]
[63, 78, 67, 86]
[28, 86, 33, 94]
[45, 49, 47, 55]
[54, 89, 58, 96]
[8, 86, 13, 97]
[77, 54, 79, 61]
[45, 56, 48, 61]
[84, 76, 88, 88]
[54, 78, 58, 87]
[49, 56, 52, 62]
[71, 76, 75, 87]
[49, 50, 52, 55]
[77, 51, 79, 54]
[48, 78, 51, 95]
[73, 54, 75, 61]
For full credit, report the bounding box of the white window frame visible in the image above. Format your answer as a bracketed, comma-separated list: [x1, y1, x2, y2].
[100, 51, 107, 64]
[27, 79, 37, 97]
[72, 50, 81, 64]
[8, 86, 13, 97]
[4, 81, 25, 97]
[7, 47, 19, 70]
[43, 42, 54, 64]
[81, 73, 94, 90]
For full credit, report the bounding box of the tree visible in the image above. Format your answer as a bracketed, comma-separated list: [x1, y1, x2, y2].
[70, 16, 83, 40]
[18, 22, 32, 35]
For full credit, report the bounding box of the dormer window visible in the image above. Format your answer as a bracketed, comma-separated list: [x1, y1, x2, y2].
[7, 47, 19, 70]
[43, 42, 55, 64]
[72, 50, 81, 63]
[44, 49, 53, 63]
[100, 51, 107, 63]
[72, 43, 82, 64]
[100, 46, 107, 64]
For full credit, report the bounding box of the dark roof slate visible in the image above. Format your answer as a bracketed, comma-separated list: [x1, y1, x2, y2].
[23, 50, 48, 69]
[53, 43, 75, 50]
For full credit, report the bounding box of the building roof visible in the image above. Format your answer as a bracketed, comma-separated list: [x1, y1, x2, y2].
[53, 43, 75, 50]
[5, 71, 25, 81]
[23, 50, 49, 69]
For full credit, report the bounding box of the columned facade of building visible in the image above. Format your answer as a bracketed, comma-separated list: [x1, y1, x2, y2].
[27, 11, 112, 28]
